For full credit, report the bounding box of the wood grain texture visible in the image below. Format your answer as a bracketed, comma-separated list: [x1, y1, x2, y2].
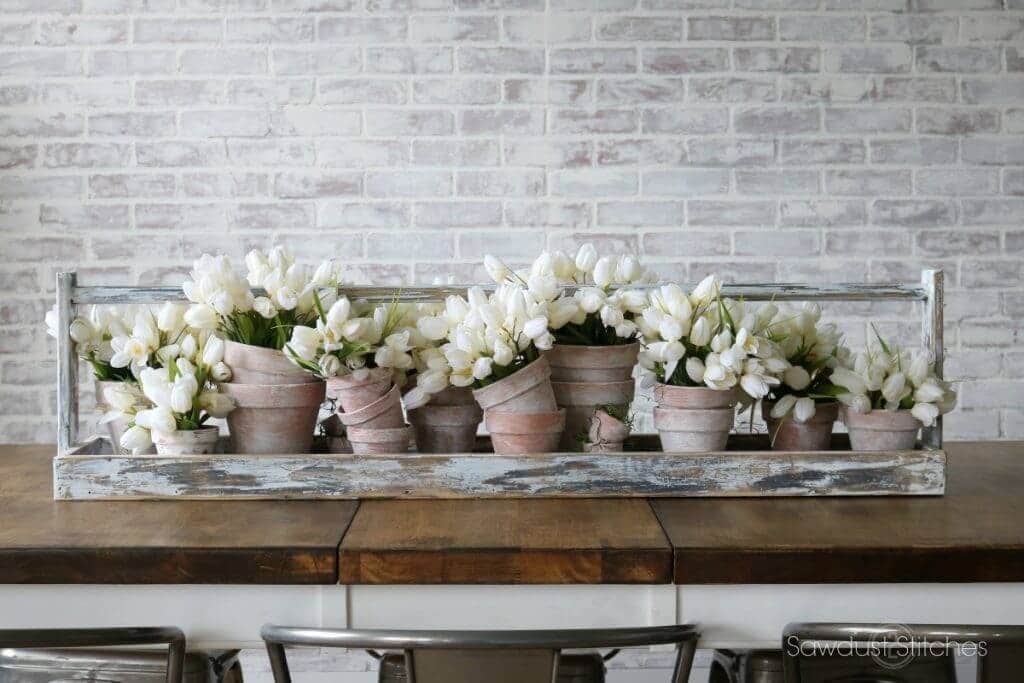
[338, 499, 672, 584]
[0, 445, 356, 584]
[653, 441, 1024, 584]
[53, 435, 946, 500]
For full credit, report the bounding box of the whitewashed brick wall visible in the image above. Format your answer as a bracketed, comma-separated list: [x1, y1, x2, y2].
[2, 0, 1023, 442]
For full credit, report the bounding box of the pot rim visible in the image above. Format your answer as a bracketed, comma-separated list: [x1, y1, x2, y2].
[219, 380, 326, 408]
[653, 405, 735, 430]
[346, 425, 414, 443]
[153, 424, 219, 443]
[484, 408, 565, 434]
[842, 407, 922, 431]
[472, 356, 551, 409]
[223, 339, 314, 378]
[326, 366, 393, 389]
[338, 383, 400, 426]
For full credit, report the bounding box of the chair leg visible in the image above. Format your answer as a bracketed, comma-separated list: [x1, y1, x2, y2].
[264, 642, 291, 683]
[670, 640, 697, 683]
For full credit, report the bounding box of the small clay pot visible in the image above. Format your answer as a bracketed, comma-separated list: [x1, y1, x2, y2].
[472, 356, 557, 414]
[409, 403, 482, 453]
[153, 425, 219, 455]
[547, 343, 639, 382]
[654, 406, 735, 453]
[763, 401, 839, 451]
[552, 379, 635, 451]
[583, 409, 630, 453]
[96, 379, 155, 455]
[347, 425, 414, 455]
[653, 383, 738, 409]
[484, 409, 565, 455]
[337, 384, 405, 429]
[219, 380, 325, 454]
[843, 408, 922, 451]
[425, 386, 477, 406]
[327, 367, 393, 414]
[224, 340, 317, 385]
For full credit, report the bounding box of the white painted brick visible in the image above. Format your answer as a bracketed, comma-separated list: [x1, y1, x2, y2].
[229, 202, 315, 230]
[824, 45, 911, 73]
[597, 139, 684, 165]
[366, 110, 453, 136]
[412, 16, 498, 42]
[0, 112, 82, 137]
[0, 176, 82, 199]
[686, 139, 774, 166]
[89, 49, 175, 75]
[504, 14, 590, 42]
[324, 140, 410, 167]
[643, 231, 729, 257]
[642, 48, 728, 73]
[916, 47, 1001, 74]
[135, 18, 222, 43]
[688, 77, 776, 103]
[734, 47, 819, 73]
[552, 169, 638, 197]
[596, 78, 684, 104]
[869, 16, 955, 44]
[779, 15, 864, 41]
[552, 108, 637, 134]
[273, 47, 360, 75]
[368, 231, 453, 259]
[0, 145, 36, 169]
[40, 81, 130, 107]
[961, 199, 1024, 225]
[550, 48, 637, 74]
[963, 138, 1024, 165]
[457, 170, 545, 197]
[39, 19, 128, 45]
[825, 107, 910, 133]
[0, 51, 81, 76]
[736, 169, 819, 195]
[366, 170, 452, 197]
[962, 78, 1024, 105]
[136, 203, 226, 230]
[504, 79, 590, 104]
[505, 140, 590, 167]
[275, 172, 362, 199]
[780, 200, 866, 226]
[319, 202, 409, 228]
[366, 47, 451, 73]
[460, 109, 544, 135]
[734, 107, 819, 134]
[89, 112, 175, 137]
[270, 108, 360, 136]
[873, 76, 955, 102]
[597, 201, 683, 226]
[227, 139, 315, 166]
[229, 79, 315, 105]
[136, 80, 223, 106]
[505, 201, 590, 228]
[319, 79, 407, 104]
[180, 111, 269, 137]
[415, 201, 501, 227]
[736, 230, 820, 256]
[642, 169, 729, 196]
[689, 200, 776, 226]
[137, 140, 227, 166]
[597, 17, 682, 41]
[413, 79, 500, 105]
[826, 169, 911, 196]
[780, 138, 865, 164]
[458, 230, 542, 258]
[181, 49, 268, 75]
[40, 204, 130, 230]
[318, 17, 405, 43]
[642, 108, 728, 134]
[413, 140, 496, 166]
[229, 17, 313, 43]
[868, 139, 955, 164]
[182, 172, 268, 198]
[915, 169, 998, 196]
[460, 47, 545, 74]
[89, 173, 175, 198]
[782, 76, 871, 103]
[870, 199, 955, 226]
[43, 142, 130, 168]
[688, 16, 774, 41]
[824, 229, 909, 256]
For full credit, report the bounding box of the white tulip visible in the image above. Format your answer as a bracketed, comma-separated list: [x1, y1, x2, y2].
[770, 394, 798, 419]
[120, 425, 152, 453]
[180, 334, 198, 361]
[881, 372, 907, 404]
[523, 316, 549, 339]
[135, 406, 177, 435]
[484, 255, 510, 284]
[740, 373, 770, 401]
[253, 297, 276, 319]
[274, 286, 299, 311]
[527, 273, 559, 302]
[326, 298, 351, 327]
[658, 317, 684, 343]
[911, 401, 939, 427]
[103, 383, 138, 412]
[913, 380, 945, 404]
[685, 357, 705, 384]
[690, 316, 712, 347]
[793, 397, 817, 423]
[199, 392, 234, 418]
[551, 251, 576, 281]
[312, 260, 337, 287]
[211, 362, 232, 382]
[156, 303, 183, 332]
[68, 318, 95, 345]
[202, 336, 225, 367]
[575, 244, 598, 273]
[472, 356, 493, 379]
[492, 341, 515, 366]
[710, 330, 732, 353]
[691, 274, 721, 305]
[838, 392, 872, 414]
[592, 256, 615, 288]
[184, 304, 219, 330]
[548, 298, 580, 329]
[170, 384, 194, 413]
[907, 353, 930, 387]
[830, 367, 867, 395]
[616, 255, 642, 283]
[318, 354, 342, 377]
[783, 365, 811, 391]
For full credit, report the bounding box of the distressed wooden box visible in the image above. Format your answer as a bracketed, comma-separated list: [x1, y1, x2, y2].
[54, 434, 946, 500]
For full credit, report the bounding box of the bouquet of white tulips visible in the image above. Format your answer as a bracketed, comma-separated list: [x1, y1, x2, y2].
[637, 275, 785, 402]
[113, 335, 236, 453]
[762, 303, 850, 423]
[46, 304, 135, 381]
[182, 247, 343, 350]
[284, 294, 418, 383]
[416, 284, 555, 390]
[831, 328, 956, 427]
[483, 244, 653, 346]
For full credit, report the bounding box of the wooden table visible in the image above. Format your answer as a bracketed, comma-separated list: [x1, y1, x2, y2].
[1, 442, 1023, 649]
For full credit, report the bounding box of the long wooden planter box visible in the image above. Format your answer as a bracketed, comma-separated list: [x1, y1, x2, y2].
[53, 434, 946, 500]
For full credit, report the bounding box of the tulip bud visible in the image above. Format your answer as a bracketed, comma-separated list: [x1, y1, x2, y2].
[523, 316, 549, 339]
[592, 257, 614, 288]
[69, 318, 94, 345]
[253, 297, 276, 320]
[575, 244, 598, 273]
[685, 357, 705, 384]
[484, 255, 510, 284]
[690, 317, 712, 347]
[156, 303, 183, 332]
[184, 304, 219, 331]
[202, 336, 225, 367]
[120, 425, 152, 454]
[211, 362, 232, 382]
[199, 392, 234, 418]
[793, 397, 817, 423]
[472, 356, 493, 379]
[783, 365, 811, 391]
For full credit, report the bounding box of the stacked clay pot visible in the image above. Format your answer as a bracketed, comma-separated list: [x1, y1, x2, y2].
[408, 386, 482, 453]
[581, 409, 630, 453]
[547, 343, 638, 451]
[842, 408, 922, 451]
[474, 356, 564, 454]
[653, 384, 737, 453]
[153, 425, 219, 455]
[219, 341, 325, 454]
[763, 401, 839, 451]
[327, 367, 413, 455]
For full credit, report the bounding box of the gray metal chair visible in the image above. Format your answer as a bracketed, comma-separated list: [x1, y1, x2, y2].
[782, 623, 1024, 683]
[261, 624, 699, 683]
[0, 628, 187, 683]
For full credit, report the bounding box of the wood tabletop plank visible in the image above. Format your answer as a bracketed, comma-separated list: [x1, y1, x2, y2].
[0, 445, 357, 584]
[338, 499, 673, 584]
[652, 441, 1024, 584]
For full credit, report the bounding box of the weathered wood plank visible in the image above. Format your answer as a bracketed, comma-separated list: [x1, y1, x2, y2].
[54, 437, 945, 500]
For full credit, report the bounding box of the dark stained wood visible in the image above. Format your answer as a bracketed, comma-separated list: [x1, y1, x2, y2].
[652, 442, 1024, 584]
[338, 499, 672, 584]
[0, 445, 357, 584]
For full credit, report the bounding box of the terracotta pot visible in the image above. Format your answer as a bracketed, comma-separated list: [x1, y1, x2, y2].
[653, 383, 738, 409]
[763, 401, 839, 451]
[582, 409, 630, 453]
[337, 384, 405, 429]
[472, 356, 557, 414]
[409, 403, 482, 453]
[95, 379, 155, 455]
[552, 379, 635, 450]
[153, 426, 219, 455]
[219, 380, 325, 454]
[547, 342, 639, 382]
[843, 408, 921, 451]
[327, 367, 393, 414]
[484, 409, 565, 455]
[346, 425, 414, 455]
[425, 386, 477, 406]
[654, 406, 735, 453]
[223, 340, 317, 385]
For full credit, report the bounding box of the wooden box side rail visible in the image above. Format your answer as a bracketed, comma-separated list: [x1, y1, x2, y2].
[55, 271, 945, 455]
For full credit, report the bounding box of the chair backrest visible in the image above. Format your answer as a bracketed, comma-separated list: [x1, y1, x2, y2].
[261, 624, 699, 683]
[782, 623, 1024, 683]
[0, 627, 186, 683]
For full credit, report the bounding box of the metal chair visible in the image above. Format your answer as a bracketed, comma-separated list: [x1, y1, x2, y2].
[782, 623, 1024, 683]
[261, 624, 699, 683]
[0, 627, 239, 683]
